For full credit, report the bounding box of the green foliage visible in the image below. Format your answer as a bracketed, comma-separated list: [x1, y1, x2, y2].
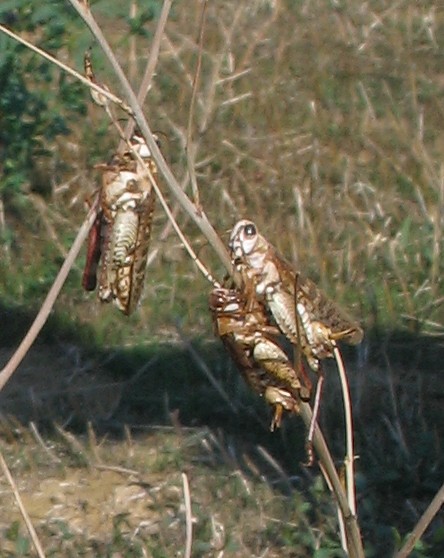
[0, 2, 86, 202]
[126, 4, 162, 36]
[5, 521, 30, 556]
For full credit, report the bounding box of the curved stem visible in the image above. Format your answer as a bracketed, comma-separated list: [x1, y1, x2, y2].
[300, 402, 364, 558]
[0, 203, 98, 391]
[0, 24, 131, 112]
[395, 482, 444, 558]
[334, 345, 357, 516]
[182, 472, 193, 558]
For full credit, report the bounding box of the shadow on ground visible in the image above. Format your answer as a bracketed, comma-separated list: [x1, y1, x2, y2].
[0, 302, 443, 556]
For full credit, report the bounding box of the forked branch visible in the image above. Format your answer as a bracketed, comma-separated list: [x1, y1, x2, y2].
[68, 0, 233, 273]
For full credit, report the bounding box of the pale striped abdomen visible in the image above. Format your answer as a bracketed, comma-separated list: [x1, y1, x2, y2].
[111, 210, 138, 265]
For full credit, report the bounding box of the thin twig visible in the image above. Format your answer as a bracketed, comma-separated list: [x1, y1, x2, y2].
[128, 1, 138, 84]
[0, 201, 99, 392]
[125, 134, 221, 287]
[299, 401, 364, 558]
[185, 0, 208, 209]
[334, 345, 357, 516]
[0, 449, 46, 558]
[182, 472, 193, 558]
[318, 460, 349, 555]
[395, 482, 444, 558]
[0, 24, 131, 113]
[121, 0, 173, 148]
[176, 325, 239, 414]
[94, 463, 140, 477]
[29, 422, 62, 464]
[54, 423, 91, 466]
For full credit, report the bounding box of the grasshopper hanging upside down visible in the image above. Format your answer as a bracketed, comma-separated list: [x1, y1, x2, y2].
[82, 134, 157, 315]
[209, 286, 309, 430]
[228, 219, 363, 372]
[229, 219, 364, 462]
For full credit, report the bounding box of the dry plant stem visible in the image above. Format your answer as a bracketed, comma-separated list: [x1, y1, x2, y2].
[0, 450, 46, 558]
[300, 401, 364, 558]
[185, 0, 208, 209]
[121, 0, 173, 149]
[124, 136, 221, 287]
[0, 25, 131, 113]
[395, 482, 444, 558]
[318, 460, 348, 555]
[334, 345, 357, 516]
[128, 1, 137, 84]
[29, 422, 62, 464]
[0, 202, 98, 392]
[307, 373, 324, 445]
[68, 0, 233, 275]
[182, 472, 193, 558]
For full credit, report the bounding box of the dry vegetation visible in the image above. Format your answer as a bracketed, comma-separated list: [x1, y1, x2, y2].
[0, 0, 443, 556]
[0, 419, 347, 557]
[1, 0, 443, 342]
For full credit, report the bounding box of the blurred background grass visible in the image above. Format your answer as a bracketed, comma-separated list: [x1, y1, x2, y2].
[1, 0, 443, 342]
[0, 0, 443, 556]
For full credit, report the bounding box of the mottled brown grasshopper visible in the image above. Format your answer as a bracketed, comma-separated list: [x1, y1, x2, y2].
[228, 219, 364, 462]
[229, 219, 363, 372]
[209, 286, 309, 430]
[82, 135, 157, 315]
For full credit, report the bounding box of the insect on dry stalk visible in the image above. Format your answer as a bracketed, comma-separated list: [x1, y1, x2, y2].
[81, 49, 159, 315]
[229, 220, 363, 370]
[82, 135, 157, 315]
[228, 219, 363, 461]
[209, 285, 310, 431]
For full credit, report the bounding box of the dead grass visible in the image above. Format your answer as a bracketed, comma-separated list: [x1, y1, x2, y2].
[0, 419, 343, 557]
[1, 0, 443, 344]
[0, 332, 442, 556]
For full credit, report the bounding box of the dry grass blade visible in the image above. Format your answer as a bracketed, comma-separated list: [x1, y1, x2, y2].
[0, 201, 99, 393]
[334, 345, 357, 517]
[182, 472, 193, 558]
[54, 423, 91, 467]
[185, 0, 208, 209]
[29, 422, 62, 464]
[0, 449, 46, 558]
[121, 0, 173, 148]
[395, 483, 444, 558]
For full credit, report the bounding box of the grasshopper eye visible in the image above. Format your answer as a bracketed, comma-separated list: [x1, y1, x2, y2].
[126, 179, 138, 191]
[244, 223, 256, 237]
